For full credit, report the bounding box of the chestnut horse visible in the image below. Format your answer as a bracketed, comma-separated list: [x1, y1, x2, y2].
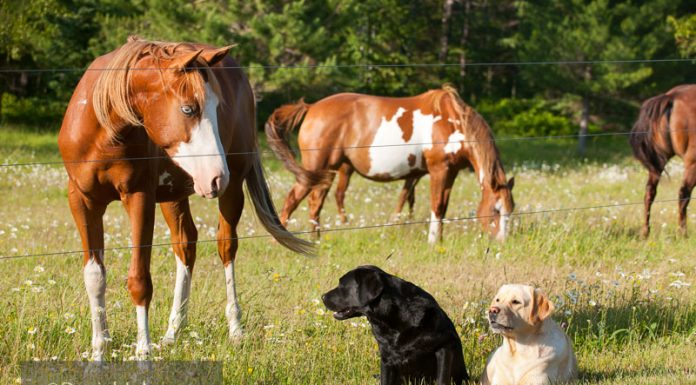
[58, 37, 311, 360]
[265, 86, 515, 243]
[630, 84, 696, 237]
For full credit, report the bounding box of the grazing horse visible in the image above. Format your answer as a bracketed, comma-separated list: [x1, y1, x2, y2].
[630, 84, 696, 237]
[265, 86, 515, 243]
[58, 37, 312, 360]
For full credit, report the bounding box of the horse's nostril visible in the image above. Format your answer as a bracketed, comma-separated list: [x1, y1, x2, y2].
[211, 176, 220, 193]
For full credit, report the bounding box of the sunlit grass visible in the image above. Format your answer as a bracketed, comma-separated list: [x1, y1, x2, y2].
[0, 125, 695, 384]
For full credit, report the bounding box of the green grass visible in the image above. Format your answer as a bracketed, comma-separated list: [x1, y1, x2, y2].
[1, 124, 695, 384]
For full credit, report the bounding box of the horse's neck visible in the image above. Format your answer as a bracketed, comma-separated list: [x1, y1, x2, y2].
[467, 134, 498, 190]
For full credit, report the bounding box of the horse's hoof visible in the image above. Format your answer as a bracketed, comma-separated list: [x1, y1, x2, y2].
[228, 327, 243, 343]
[161, 334, 176, 346]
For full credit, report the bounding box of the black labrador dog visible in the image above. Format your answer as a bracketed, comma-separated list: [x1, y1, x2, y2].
[322, 265, 468, 385]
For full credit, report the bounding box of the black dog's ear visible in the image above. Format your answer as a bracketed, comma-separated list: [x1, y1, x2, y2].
[356, 268, 385, 305]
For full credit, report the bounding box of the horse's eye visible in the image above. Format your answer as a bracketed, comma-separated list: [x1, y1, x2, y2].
[180, 105, 195, 116]
[511, 299, 521, 305]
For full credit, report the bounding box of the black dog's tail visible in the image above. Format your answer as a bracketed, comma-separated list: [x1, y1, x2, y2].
[629, 93, 673, 175]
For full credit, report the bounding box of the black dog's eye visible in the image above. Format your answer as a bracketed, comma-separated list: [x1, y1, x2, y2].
[180, 105, 196, 116]
[511, 299, 521, 305]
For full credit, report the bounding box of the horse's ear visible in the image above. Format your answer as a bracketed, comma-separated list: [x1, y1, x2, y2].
[199, 45, 235, 67]
[507, 176, 515, 190]
[169, 49, 204, 71]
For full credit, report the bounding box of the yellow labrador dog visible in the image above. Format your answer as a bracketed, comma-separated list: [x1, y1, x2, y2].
[482, 284, 577, 385]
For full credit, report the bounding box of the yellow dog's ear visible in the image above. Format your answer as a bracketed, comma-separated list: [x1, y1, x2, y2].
[530, 288, 554, 324]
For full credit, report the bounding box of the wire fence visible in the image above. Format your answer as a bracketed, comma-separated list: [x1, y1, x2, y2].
[1, 57, 692, 262]
[1, 128, 691, 168]
[0, 197, 687, 262]
[0, 58, 692, 74]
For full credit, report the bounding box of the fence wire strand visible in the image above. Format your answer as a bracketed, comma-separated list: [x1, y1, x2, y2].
[0, 197, 687, 261]
[0, 128, 691, 168]
[0, 58, 692, 74]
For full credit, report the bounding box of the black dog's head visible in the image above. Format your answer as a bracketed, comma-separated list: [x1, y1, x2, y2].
[322, 265, 385, 320]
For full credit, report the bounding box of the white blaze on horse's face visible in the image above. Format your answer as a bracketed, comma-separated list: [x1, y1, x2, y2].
[172, 82, 229, 199]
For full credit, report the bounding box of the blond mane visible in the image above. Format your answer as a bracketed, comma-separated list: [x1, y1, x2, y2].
[92, 37, 217, 143]
[433, 84, 508, 189]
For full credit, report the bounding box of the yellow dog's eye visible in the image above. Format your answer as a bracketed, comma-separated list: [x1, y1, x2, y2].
[511, 299, 521, 305]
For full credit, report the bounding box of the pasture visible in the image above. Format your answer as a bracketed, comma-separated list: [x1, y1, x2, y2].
[1, 125, 695, 384]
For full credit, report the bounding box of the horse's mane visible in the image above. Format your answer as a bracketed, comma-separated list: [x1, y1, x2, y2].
[432, 85, 508, 189]
[92, 37, 217, 143]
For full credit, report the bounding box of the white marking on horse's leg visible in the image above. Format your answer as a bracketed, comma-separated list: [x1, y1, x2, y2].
[428, 211, 441, 244]
[495, 199, 509, 241]
[135, 305, 151, 359]
[171, 82, 229, 198]
[479, 169, 485, 184]
[84, 254, 109, 361]
[163, 258, 191, 344]
[224, 262, 243, 340]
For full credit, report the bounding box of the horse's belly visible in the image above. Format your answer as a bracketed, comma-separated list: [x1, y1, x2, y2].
[367, 147, 424, 179]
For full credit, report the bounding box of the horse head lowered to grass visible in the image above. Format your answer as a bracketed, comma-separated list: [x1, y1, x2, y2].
[265, 86, 515, 242]
[58, 37, 312, 360]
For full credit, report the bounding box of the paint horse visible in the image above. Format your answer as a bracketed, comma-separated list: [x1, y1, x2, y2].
[58, 37, 312, 360]
[265, 86, 515, 243]
[630, 84, 696, 237]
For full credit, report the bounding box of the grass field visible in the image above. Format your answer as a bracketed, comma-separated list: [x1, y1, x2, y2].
[1, 125, 695, 384]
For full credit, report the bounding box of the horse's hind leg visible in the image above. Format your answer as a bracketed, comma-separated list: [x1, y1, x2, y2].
[335, 163, 353, 224]
[678, 159, 696, 235]
[160, 199, 197, 345]
[279, 182, 312, 226]
[642, 171, 661, 238]
[309, 183, 334, 238]
[392, 177, 420, 222]
[217, 173, 245, 340]
[68, 181, 109, 361]
[122, 191, 156, 359]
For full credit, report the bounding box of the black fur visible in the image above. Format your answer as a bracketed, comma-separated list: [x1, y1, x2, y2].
[322, 265, 469, 385]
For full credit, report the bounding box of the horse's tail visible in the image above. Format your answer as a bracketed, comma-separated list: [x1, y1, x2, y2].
[629, 93, 674, 175]
[246, 152, 315, 256]
[265, 100, 333, 188]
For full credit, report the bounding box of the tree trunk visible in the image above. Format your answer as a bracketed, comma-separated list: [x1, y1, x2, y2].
[439, 0, 454, 63]
[578, 66, 592, 156]
[459, 0, 471, 79]
[578, 94, 589, 156]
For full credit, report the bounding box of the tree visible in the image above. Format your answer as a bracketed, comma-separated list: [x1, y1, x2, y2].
[508, 0, 681, 155]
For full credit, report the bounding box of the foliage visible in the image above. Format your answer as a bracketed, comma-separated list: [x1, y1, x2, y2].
[0, 0, 693, 135]
[668, 14, 696, 58]
[478, 97, 578, 137]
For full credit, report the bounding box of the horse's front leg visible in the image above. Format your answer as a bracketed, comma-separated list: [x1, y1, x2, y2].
[217, 174, 245, 340]
[68, 181, 110, 361]
[160, 199, 197, 344]
[122, 190, 156, 359]
[428, 167, 457, 244]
